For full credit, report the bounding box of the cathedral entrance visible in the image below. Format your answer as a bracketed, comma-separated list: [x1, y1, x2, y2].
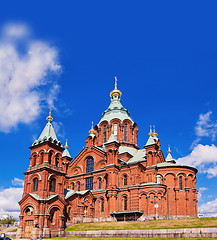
[24, 220, 34, 238]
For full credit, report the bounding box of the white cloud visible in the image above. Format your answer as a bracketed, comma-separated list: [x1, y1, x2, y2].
[195, 111, 217, 140]
[0, 23, 61, 133]
[177, 144, 217, 178]
[199, 198, 217, 217]
[197, 187, 208, 201]
[0, 187, 23, 220]
[12, 178, 24, 187]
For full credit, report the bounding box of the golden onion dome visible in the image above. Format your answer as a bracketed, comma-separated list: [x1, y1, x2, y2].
[110, 77, 122, 98]
[89, 122, 96, 134]
[168, 145, 171, 154]
[65, 139, 68, 149]
[152, 125, 158, 137]
[46, 106, 53, 122]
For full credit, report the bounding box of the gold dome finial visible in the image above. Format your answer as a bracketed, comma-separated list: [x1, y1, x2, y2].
[152, 125, 158, 137]
[149, 125, 153, 136]
[168, 145, 171, 154]
[46, 106, 53, 122]
[89, 121, 96, 134]
[65, 139, 68, 149]
[110, 76, 122, 98]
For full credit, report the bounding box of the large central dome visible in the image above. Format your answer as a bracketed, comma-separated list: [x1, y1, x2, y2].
[98, 79, 133, 125]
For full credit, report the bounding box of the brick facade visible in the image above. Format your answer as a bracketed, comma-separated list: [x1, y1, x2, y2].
[17, 83, 198, 238]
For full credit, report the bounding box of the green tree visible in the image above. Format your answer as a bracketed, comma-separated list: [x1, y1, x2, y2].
[0, 216, 17, 225]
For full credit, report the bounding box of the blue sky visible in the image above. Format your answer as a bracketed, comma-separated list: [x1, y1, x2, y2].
[0, 0, 217, 218]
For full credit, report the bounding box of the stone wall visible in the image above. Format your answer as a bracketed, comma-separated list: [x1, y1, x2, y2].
[65, 228, 217, 238]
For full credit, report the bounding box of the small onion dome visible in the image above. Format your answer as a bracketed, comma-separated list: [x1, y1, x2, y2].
[89, 122, 96, 134]
[168, 145, 172, 154]
[149, 125, 153, 136]
[110, 76, 122, 98]
[65, 139, 69, 149]
[152, 125, 158, 137]
[46, 106, 53, 122]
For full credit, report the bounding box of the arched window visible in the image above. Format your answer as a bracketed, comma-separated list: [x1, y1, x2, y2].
[101, 198, 104, 213]
[124, 196, 127, 210]
[40, 153, 44, 164]
[32, 155, 36, 166]
[33, 178, 38, 191]
[103, 125, 107, 143]
[48, 152, 52, 164]
[86, 177, 93, 190]
[124, 175, 127, 186]
[77, 181, 80, 191]
[86, 157, 94, 173]
[105, 175, 108, 188]
[72, 182, 75, 190]
[55, 155, 59, 166]
[114, 123, 117, 136]
[99, 178, 102, 189]
[179, 176, 183, 190]
[49, 178, 56, 192]
[124, 124, 128, 141]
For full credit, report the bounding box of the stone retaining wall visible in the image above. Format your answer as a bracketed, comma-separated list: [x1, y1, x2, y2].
[65, 228, 217, 238]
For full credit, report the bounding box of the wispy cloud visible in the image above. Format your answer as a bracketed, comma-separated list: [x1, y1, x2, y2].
[12, 178, 24, 187]
[0, 23, 61, 133]
[198, 187, 208, 201]
[177, 144, 217, 178]
[199, 197, 217, 217]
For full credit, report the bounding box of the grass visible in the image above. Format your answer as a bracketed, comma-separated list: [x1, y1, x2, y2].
[48, 237, 217, 240]
[8, 228, 17, 232]
[65, 217, 217, 231]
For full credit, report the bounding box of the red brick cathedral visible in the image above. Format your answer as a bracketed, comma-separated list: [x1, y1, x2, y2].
[17, 80, 198, 238]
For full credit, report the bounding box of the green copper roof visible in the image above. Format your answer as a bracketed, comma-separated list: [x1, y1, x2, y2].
[29, 193, 58, 201]
[32, 119, 62, 147]
[64, 189, 89, 199]
[145, 135, 156, 146]
[98, 93, 133, 124]
[62, 148, 71, 158]
[127, 149, 146, 163]
[165, 152, 176, 163]
[105, 131, 118, 144]
[119, 146, 138, 156]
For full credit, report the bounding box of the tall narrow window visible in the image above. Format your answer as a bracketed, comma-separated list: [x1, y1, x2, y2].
[78, 181, 80, 191]
[124, 175, 127, 186]
[55, 155, 59, 166]
[33, 178, 38, 191]
[124, 124, 128, 142]
[103, 125, 107, 143]
[101, 198, 104, 212]
[32, 155, 36, 166]
[124, 196, 127, 210]
[72, 182, 75, 190]
[114, 123, 117, 136]
[179, 176, 183, 190]
[86, 157, 94, 173]
[86, 177, 93, 190]
[105, 176, 108, 188]
[49, 178, 56, 192]
[40, 153, 44, 164]
[48, 153, 52, 164]
[99, 178, 102, 189]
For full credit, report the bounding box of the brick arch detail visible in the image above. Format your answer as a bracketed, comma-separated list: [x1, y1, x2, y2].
[164, 172, 176, 178]
[47, 204, 61, 214]
[48, 173, 57, 181]
[29, 173, 42, 181]
[176, 172, 186, 177]
[22, 202, 38, 214]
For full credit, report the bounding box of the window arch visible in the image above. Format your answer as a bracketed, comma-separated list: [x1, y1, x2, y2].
[40, 152, 44, 164]
[71, 182, 75, 190]
[123, 196, 127, 210]
[86, 157, 94, 173]
[33, 178, 38, 191]
[103, 125, 107, 143]
[124, 124, 128, 142]
[99, 178, 102, 189]
[55, 154, 59, 167]
[124, 175, 127, 186]
[101, 198, 104, 213]
[48, 152, 52, 164]
[77, 181, 80, 191]
[32, 155, 37, 166]
[49, 178, 56, 192]
[114, 123, 117, 136]
[179, 176, 183, 190]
